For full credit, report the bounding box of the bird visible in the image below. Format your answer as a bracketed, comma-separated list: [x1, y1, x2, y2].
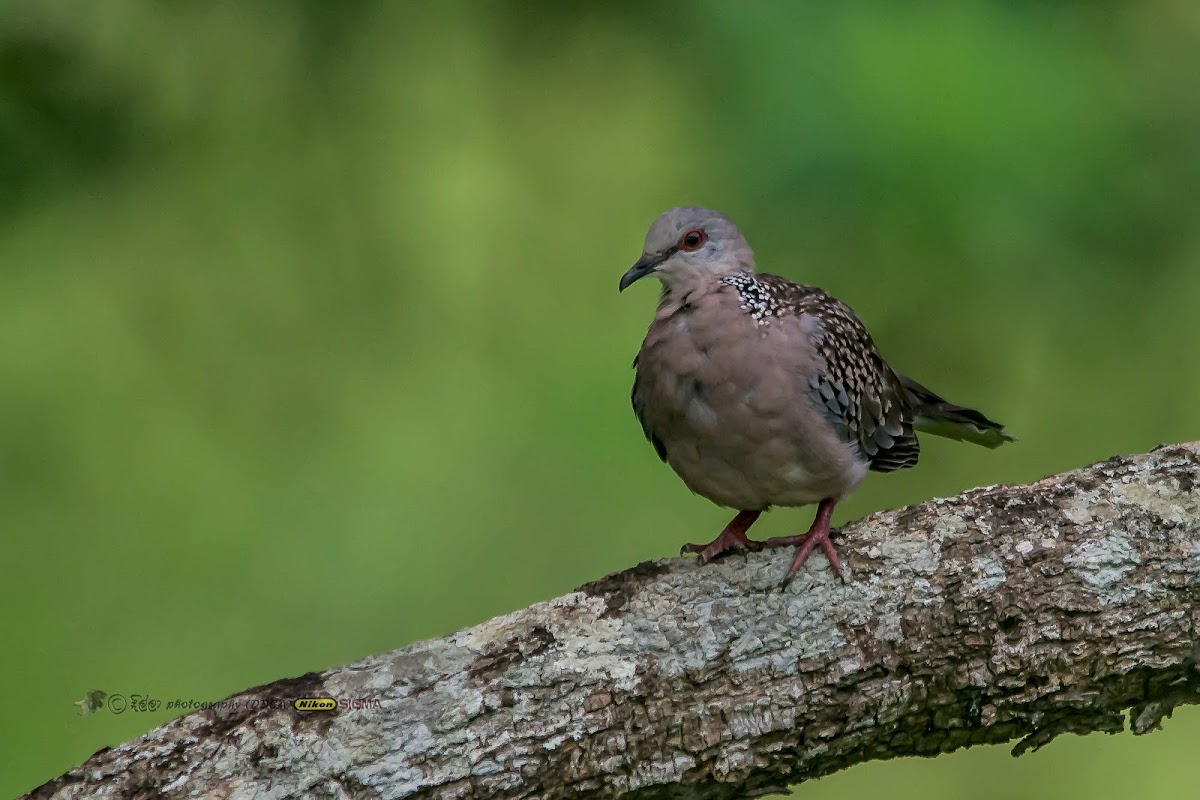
[619, 207, 1013, 588]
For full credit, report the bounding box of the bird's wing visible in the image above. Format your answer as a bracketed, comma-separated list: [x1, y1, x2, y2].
[630, 354, 668, 462]
[757, 274, 920, 473]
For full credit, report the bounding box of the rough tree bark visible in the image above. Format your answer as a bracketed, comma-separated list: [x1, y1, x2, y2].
[25, 443, 1200, 800]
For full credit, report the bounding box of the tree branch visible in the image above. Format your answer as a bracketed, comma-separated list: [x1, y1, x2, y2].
[26, 444, 1200, 800]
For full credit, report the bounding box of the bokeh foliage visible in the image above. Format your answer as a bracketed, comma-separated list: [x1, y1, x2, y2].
[1, 2, 1197, 796]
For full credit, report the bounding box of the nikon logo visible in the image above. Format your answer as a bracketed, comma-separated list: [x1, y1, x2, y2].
[294, 697, 337, 712]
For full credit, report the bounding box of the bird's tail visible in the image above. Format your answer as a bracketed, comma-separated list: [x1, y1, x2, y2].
[898, 373, 1015, 449]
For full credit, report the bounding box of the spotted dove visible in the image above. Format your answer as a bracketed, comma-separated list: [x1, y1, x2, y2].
[619, 207, 1013, 588]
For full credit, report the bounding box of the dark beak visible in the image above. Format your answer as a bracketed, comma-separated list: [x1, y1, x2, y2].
[618, 253, 665, 292]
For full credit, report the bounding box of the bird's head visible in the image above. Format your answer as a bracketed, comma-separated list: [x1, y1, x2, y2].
[618, 207, 756, 293]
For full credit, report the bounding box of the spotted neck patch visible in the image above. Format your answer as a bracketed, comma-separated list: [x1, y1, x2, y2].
[720, 272, 783, 326]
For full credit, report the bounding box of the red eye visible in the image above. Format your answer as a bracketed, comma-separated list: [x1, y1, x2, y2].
[678, 229, 707, 251]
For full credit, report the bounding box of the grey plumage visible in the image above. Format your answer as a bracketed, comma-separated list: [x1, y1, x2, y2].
[620, 207, 1013, 585]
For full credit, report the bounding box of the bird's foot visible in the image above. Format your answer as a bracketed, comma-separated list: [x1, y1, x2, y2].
[680, 510, 762, 565]
[680, 529, 762, 564]
[764, 528, 844, 587]
[762, 498, 843, 588]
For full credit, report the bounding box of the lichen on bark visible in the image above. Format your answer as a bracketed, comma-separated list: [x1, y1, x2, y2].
[24, 443, 1200, 800]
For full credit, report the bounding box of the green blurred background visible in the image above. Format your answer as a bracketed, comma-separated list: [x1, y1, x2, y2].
[2, 1, 1197, 796]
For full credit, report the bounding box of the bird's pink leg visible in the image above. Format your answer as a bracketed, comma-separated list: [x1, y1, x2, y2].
[680, 510, 763, 564]
[762, 497, 843, 587]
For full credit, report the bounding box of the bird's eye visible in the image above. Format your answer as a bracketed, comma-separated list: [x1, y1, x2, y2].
[678, 229, 707, 251]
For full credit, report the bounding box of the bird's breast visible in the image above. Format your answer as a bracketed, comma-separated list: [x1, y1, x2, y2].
[633, 294, 866, 508]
